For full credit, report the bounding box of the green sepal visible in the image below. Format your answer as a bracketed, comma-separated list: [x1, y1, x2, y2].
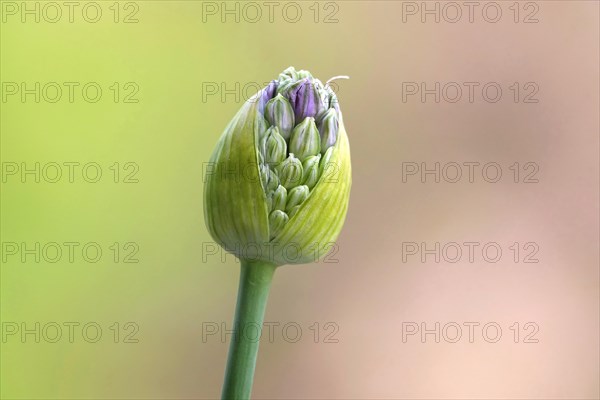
[204, 93, 270, 259]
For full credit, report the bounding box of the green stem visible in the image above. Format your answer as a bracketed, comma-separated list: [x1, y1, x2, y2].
[221, 259, 277, 400]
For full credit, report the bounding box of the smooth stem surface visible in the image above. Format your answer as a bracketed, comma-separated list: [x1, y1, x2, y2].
[221, 259, 276, 400]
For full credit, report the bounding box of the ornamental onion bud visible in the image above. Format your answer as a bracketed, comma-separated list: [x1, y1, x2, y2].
[285, 185, 309, 213]
[289, 117, 320, 161]
[207, 67, 353, 400]
[302, 155, 321, 190]
[258, 80, 278, 115]
[262, 126, 287, 165]
[265, 94, 295, 139]
[269, 210, 289, 239]
[296, 69, 313, 79]
[319, 146, 335, 177]
[317, 108, 339, 154]
[204, 66, 351, 266]
[271, 185, 287, 211]
[286, 78, 329, 122]
[277, 153, 303, 190]
[279, 66, 298, 82]
[265, 168, 279, 192]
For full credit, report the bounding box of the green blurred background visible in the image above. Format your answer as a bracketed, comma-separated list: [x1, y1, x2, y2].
[1, 1, 598, 399]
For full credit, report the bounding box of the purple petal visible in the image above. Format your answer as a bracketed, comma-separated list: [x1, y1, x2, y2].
[287, 79, 318, 121]
[258, 80, 278, 114]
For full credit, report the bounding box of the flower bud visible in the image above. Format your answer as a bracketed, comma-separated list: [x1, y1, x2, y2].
[317, 108, 339, 154]
[260, 164, 270, 190]
[204, 66, 351, 266]
[289, 117, 320, 161]
[319, 146, 335, 177]
[276, 80, 293, 96]
[329, 93, 340, 114]
[265, 94, 295, 139]
[266, 168, 279, 192]
[271, 185, 287, 211]
[258, 80, 278, 115]
[286, 79, 328, 122]
[277, 154, 303, 190]
[262, 126, 287, 166]
[269, 210, 289, 239]
[296, 70, 313, 79]
[285, 185, 309, 213]
[302, 155, 321, 190]
[279, 66, 298, 82]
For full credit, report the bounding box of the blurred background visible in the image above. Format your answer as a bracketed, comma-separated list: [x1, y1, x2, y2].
[1, 1, 598, 399]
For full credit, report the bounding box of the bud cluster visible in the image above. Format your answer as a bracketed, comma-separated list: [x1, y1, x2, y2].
[256, 67, 341, 238]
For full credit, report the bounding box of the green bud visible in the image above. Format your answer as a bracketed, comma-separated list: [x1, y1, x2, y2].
[297, 70, 313, 79]
[269, 210, 289, 239]
[319, 146, 334, 177]
[277, 78, 303, 102]
[302, 155, 321, 190]
[289, 117, 320, 161]
[276, 79, 293, 96]
[271, 185, 287, 211]
[266, 168, 279, 192]
[263, 126, 287, 166]
[277, 154, 303, 190]
[260, 164, 270, 190]
[279, 66, 298, 82]
[204, 67, 351, 266]
[328, 92, 340, 114]
[285, 185, 309, 213]
[317, 108, 339, 153]
[265, 94, 295, 139]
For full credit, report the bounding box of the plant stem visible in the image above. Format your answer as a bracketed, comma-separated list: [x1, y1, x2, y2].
[221, 259, 277, 400]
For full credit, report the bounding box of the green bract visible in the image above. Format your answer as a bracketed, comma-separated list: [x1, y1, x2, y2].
[204, 67, 351, 266]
